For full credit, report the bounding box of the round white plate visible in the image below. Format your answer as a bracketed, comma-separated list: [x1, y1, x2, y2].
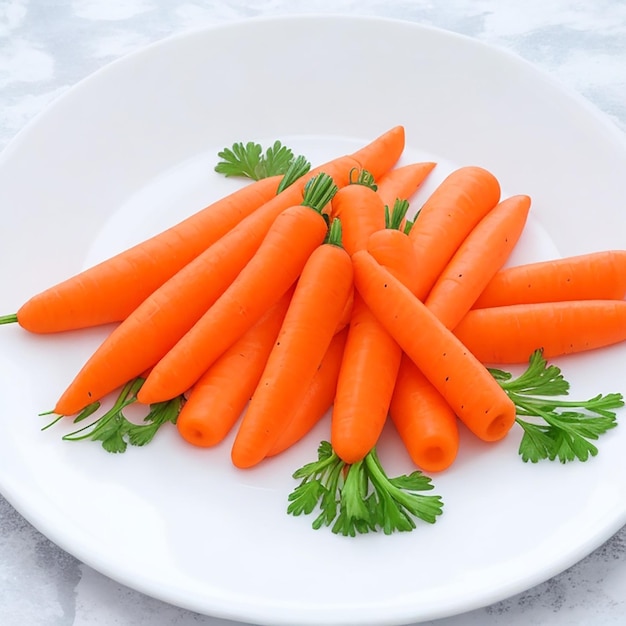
[1, 15, 626, 626]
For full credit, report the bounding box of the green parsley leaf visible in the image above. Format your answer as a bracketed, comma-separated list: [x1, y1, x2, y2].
[215, 140, 297, 180]
[495, 349, 623, 463]
[287, 441, 444, 535]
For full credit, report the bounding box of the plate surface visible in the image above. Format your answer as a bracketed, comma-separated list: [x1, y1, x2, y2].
[1, 15, 626, 626]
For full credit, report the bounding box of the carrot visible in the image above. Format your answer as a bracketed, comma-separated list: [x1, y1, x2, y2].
[331, 201, 416, 464]
[266, 327, 349, 457]
[175, 287, 293, 448]
[3, 176, 285, 333]
[331, 294, 402, 464]
[454, 300, 626, 363]
[351, 249, 517, 443]
[329, 169, 386, 256]
[473, 250, 626, 309]
[424, 194, 531, 329]
[351, 125, 405, 180]
[375, 161, 436, 210]
[366, 199, 421, 293]
[231, 219, 354, 468]
[389, 354, 460, 473]
[137, 173, 338, 405]
[409, 166, 502, 299]
[53, 127, 403, 416]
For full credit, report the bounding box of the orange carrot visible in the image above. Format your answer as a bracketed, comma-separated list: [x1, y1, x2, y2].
[266, 327, 349, 457]
[231, 219, 354, 468]
[351, 125, 405, 180]
[53, 127, 403, 416]
[365, 198, 421, 292]
[175, 287, 293, 448]
[389, 354, 460, 473]
[137, 173, 337, 404]
[331, 294, 402, 464]
[424, 194, 531, 329]
[352, 249, 517, 443]
[454, 299, 626, 363]
[473, 250, 626, 308]
[375, 161, 436, 210]
[409, 166, 502, 299]
[330, 169, 386, 256]
[3, 176, 285, 333]
[331, 201, 417, 464]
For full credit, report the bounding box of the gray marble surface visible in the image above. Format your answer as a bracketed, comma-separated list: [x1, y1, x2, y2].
[1, 1, 626, 625]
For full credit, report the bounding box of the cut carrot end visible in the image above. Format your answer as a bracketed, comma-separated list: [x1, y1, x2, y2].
[482, 412, 516, 442]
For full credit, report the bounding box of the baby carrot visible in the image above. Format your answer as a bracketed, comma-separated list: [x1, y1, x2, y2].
[331, 294, 402, 464]
[330, 169, 386, 256]
[409, 166, 502, 299]
[472, 250, 626, 308]
[389, 354, 460, 473]
[175, 288, 293, 448]
[351, 125, 405, 180]
[331, 201, 417, 464]
[231, 219, 354, 468]
[375, 161, 436, 210]
[2, 176, 285, 333]
[53, 127, 403, 416]
[137, 173, 337, 404]
[352, 249, 517, 443]
[266, 327, 349, 458]
[424, 194, 531, 329]
[366, 199, 422, 293]
[454, 299, 626, 363]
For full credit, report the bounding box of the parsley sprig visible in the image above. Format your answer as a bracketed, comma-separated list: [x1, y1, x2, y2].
[43, 378, 184, 453]
[288, 441, 443, 536]
[490, 350, 623, 463]
[215, 140, 300, 180]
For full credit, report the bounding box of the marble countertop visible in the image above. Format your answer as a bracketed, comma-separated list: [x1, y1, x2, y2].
[1, 1, 626, 625]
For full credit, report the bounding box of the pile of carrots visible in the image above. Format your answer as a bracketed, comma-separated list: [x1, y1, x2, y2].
[4, 124, 626, 473]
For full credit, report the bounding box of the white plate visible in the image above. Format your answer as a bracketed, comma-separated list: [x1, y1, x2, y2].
[1, 15, 626, 626]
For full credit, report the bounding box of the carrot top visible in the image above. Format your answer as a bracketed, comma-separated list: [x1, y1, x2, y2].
[347, 167, 378, 190]
[384, 198, 411, 232]
[301, 172, 339, 215]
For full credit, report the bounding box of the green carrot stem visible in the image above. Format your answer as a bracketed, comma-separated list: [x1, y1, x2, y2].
[325, 218, 344, 247]
[302, 173, 338, 212]
[277, 155, 311, 194]
[0, 314, 18, 325]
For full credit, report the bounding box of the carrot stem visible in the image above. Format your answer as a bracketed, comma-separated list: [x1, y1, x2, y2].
[277, 155, 311, 194]
[325, 217, 344, 247]
[0, 314, 17, 325]
[385, 198, 410, 230]
[302, 172, 338, 212]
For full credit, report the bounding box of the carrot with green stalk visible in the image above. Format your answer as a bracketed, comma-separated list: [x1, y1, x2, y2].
[137, 173, 338, 405]
[370, 194, 529, 468]
[472, 249, 626, 308]
[329, 168, 386, 256]
[330, 200, 414, 464]
[231, 218, 354, 468]
[0, 142, 303, 334]
[53, 126, 405, 417]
